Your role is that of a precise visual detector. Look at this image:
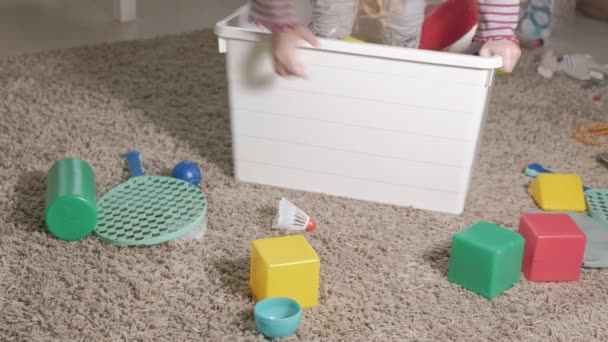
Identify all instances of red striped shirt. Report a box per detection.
[474,0,520,42]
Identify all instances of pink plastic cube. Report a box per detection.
[518,213,586,282]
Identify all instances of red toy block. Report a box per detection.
[518,213,586,282]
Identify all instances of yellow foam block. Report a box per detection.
[250,235,320,308]
[528,173,586,212]
[343,36,365,43]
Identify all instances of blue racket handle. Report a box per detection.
[525,163,553,176]
[125,151,146,177]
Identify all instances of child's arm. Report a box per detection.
[249,0,300,32]
[474,0,520,43]
[474,0,522,72]
[248,0,318,78]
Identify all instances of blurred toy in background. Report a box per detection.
[518,0,576,43]
[537,50,560,79]
[538,50,607,81]
[518,0,552,41]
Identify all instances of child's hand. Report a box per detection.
[271,26,319,78]
[479,39,522,73]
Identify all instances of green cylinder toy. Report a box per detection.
[45,158,97,241]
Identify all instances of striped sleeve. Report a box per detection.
[248,0,300,32]
[474,0,520,43]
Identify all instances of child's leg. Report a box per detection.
[309,0,358,38]
[382,0,426,48]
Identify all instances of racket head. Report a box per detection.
[94,175,207,247]
[586,189,608,225]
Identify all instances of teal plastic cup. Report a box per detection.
[254,297,302,339]
[45,158,97,241]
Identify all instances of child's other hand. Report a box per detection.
[271,26,319,78]
[479,39,522,73]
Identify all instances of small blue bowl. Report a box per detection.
[254,297,302,338]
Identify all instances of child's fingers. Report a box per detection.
[478,45,492,58]
[503,48,521,73]
[275,62,288,77]
[295,26,319,47]
[275,58,305,78]
[291,64,307,78]
[480,46,510,72]
[282,49,307,78]
[500,57,513,73]
[285,61,307,78]
[479,41,521,73]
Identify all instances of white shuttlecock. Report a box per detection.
[272,198,316,232]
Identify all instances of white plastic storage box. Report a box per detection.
[214,5,502,214]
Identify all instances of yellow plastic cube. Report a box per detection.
[528,173,586,212]
[343,36,365,43]
[250,235,320,308]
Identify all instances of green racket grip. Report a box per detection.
[45,158,97,241]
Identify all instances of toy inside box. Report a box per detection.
[214,3,503,214]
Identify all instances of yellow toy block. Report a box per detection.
[343,36,365,43]
[528,173,586,212]
[250,235,320,308]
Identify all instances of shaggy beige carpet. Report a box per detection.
[1,30,608,342]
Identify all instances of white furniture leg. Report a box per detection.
[113,0,136,22]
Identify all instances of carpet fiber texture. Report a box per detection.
[1,30,608,342]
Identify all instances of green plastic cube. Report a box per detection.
[447,221,525,299]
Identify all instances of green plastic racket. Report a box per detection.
[94,151,208,247]
[585,189,608,225]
